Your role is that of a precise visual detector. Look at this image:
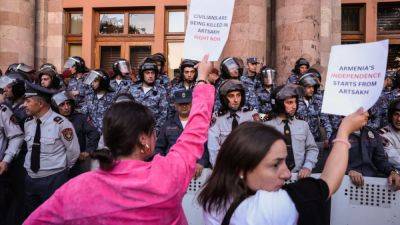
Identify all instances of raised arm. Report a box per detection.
[320,108,368,197]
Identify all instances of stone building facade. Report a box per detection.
[0,0,399,83]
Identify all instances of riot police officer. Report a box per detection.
[287,58,310,84]
[241,57,261,91]
[130,61,168,133]
[151,53,170,90]
[64,56,90,108]
[264,84,319,178]
[379,99,400,169]
[38,67,61,91]
[81,70,115,133]
[111,59,134,95]
[208,79,260,166]
[256,66,276,116]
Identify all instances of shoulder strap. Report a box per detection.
[221,194,249,225]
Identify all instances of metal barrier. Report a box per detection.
[183,171,400,225]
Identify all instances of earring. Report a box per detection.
[239,175,244,179]
[145,144,150,150]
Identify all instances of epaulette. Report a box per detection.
[53,116,64,124]
[295,115,305,121]
[378,127,389,135]
[25,116,34,123]
[242,106,253,112]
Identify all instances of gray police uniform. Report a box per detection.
[0,104,24,164]
[24,109,80,178]
[264,117,319,172]
[379,125,400,169]
[208,108,259,166]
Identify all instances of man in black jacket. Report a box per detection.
[52,91,100,177]
[154,89,210,178]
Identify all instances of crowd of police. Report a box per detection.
[0,53,400,224]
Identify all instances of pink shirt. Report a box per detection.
[24,84,215,225]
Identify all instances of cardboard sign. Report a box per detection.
[183,0,235,61]
[321,40,389,116]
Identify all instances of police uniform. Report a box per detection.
[110,78,133,96]
[67,74,90,107]
[287,73,301,84]
[156,73,170,91]
[345,127,396,177]
[379,125,400,169]
[81,91,115,133]
[241,73,262,92]
[208,108,260,166]
[0,104,24,164]
[130,83,169,133]
[296,94,332,142]
[264,117,319,172]
[168,82,195,118]
[255,86,273,114]
[367,92,387,129]
[214,81,259,113]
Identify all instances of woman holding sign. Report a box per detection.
[23,55,214,225]
[199,109,369,225]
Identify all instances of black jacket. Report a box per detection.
[68,112,100,152]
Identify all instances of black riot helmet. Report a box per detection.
[179,59,198,81]
[6,63,34,82]
[84,69,113,92]
[63,56,88,74]
[220,57,243,80]
[40,63,57,72]
[298,73,320,90]
[388,99,400,127]
[151,53,166,74]
[218,79,246,114]
[139,61,159,83]
[260,66,276,87]
[112,59,132,77]
[292,58,310,75]
[271,84,304,117]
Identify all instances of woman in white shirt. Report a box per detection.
[199,108,368,225]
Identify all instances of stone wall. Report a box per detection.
[0,0,35,72]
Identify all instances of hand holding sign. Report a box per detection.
[184,0,235,61]
[321,40,389,116]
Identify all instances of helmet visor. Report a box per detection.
[17,64,34,73]
[263,69,276,85]
[63,58,79,70]
[118,61,131,75]
[52,91,70,106]
[0,76,16,89]
[84,71,102,85]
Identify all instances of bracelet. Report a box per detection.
[195,80,208,85]
[332,138,351,149]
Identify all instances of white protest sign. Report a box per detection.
[321,40,389,116]
[183,0,235,61]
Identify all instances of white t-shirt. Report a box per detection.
[116,79,122,85]
[96,93,105,99]
[143,86,152,94]
[180,120,188,129]
[203,189,298,225]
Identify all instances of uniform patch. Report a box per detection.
[54,116,64,124]
[252,113,261,121]
[62,128,73,141]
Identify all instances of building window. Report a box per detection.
[378,3,400,33]
[68,44,82,57]
[167,42,184,77]
[99,14,124,34]
[65,11,83,61]
[341,4,365,44]
[168,11,185,33]
[100,46,121,71]
[129,14,154,34]
[388,44,400,70]
[130,46,152,74]
[69,13,83,35]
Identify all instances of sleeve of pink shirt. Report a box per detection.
[151,84,215,194]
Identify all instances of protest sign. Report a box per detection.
[321,40,389,116]
[183,0,235,61]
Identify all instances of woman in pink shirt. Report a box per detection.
[23,56,215,225]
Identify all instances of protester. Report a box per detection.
[23,55,214,225]
[199,108,368,225]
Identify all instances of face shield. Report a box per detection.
[84,70,102,85]
[223,58,240,76]
[63,57,79,70]
[117,61,131,75]
[0,76,16,89]
[52,91,70,106]
[262,69,276,86]
[16,64,34,73]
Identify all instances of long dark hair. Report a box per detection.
[198,122,285,213]
[92,101,155,170]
